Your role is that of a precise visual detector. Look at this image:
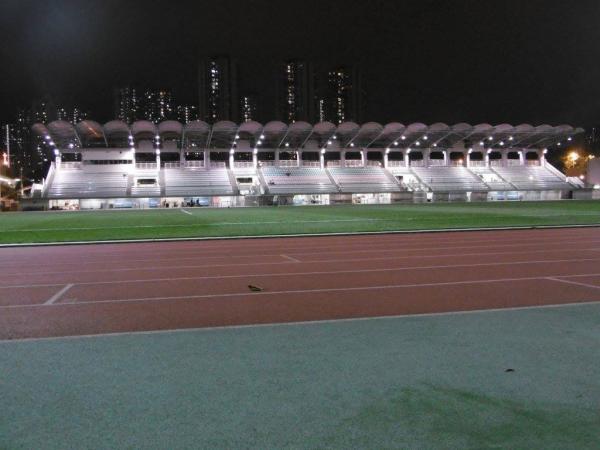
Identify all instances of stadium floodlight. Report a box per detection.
[479,141,484,146]
[53,149,59,156]
[567,137,572,141]
[230,149,235,154]
[350,143,355,147]
[415,141,420,146]
[321,149,326,154]
[487,148,492,154]
[423,136,428,140]
[285,142,290,147]
[407,148,411,153]
[45,135,51,141]
[393,141,398,146]
[509,136,514,141]
[433,143,437,147]
[579,174,585,180]
[260,135,265,140]
[49,141,55,146]
[385,148,390,154]
[488,136,493,141]
[332,135,337,140]
[468,148,473,153]
[557,142,561,146]
[327,140,332,145]
[235,134,240,139]
[155,149,161,155]
[401,135,406,140]
[499,141,504,146]
[253,148,258,154]
[68,143,74,149]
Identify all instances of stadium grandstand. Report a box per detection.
[30,120,587,209]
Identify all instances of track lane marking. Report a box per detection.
[180,209,193,216]
[5,238,600,269]
[43,284,74,305]
[3,300,600,344]
[546,277,600,290]
[5,273,600,309]
[3,247,600,278]
[3,257,600,290]
[280,254,301,263]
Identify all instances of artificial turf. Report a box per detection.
[0,200,600,244]
[1,303,599,449]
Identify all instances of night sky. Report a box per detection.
[1,0,600,127]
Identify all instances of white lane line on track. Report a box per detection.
[3,300,600,344]
[180,209,193,216]
[43,284,74,305]
[5,273,600,309]
[6,238,600,269]
[546,277,600,290]
[3,257,600,290]
[280,254,301,263]
[4,247,600,279]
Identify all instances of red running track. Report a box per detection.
[2,227,600,340]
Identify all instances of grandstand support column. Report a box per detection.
[252,150,258,168]
[320,151,325,169]
[501,150,508,167]
[383,151,389,168]
[204,150,209,168]
[180,149,186,164]
[462,151,468,167]
[443,150,448,166]
[485,151,490,167]
[229,151,234,169]
[404,150,410,168]
[275,150,280,165]
[341,150,346,167]
[519,150,525,165]
[466,150,471,168]
[423,149,430,168]
[297,150,302,167]
[539,149,546,166]
[361,149,366,167]
[155,150,161,168]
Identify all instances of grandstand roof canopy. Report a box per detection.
[33,120,584,151]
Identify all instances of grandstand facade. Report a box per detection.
[31,120,587,209]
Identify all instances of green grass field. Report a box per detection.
[1,200,600,244]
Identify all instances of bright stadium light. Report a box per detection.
[350,143,355,147]
[285,142,290,147]
[260,134,265,140]
[401,135,406,140]
[230,149,235,154]
[327,140,332,145]
[479,141,484,146]
[155,149,160,155]
[509,136,513,141]
[488,136,493,141]
[53,149,59,156]
[568,137,572,141]
[321,149,326,154]
[415,141,420,146]
[568,151,579,163]
[499,141,504,146]
[433,143,437,147]
[423,136,428,140]
[393,141,398,146]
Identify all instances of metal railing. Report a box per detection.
[409,160,425,167]
[526,160,540,166]
[344,160,363,167]
[209,161,226,168]
[135,163,157,170]
[301,161,321,168]
[468,160,486,167]
[278,160,299,167]
[233,161,254,168]
[326,160,341,167]
[258,160,275,166]
[366,160,382,167]
[429,159,446,166]
[60,162,82,169]
[184,161,205,168]
[386,160,406,167]
[507,159,522,166]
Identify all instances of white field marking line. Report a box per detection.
[3,247,600,279]
[6,237,600,269]
[3,224,600,249]
[5,273,600,310]
[3,300,600,344]
[3,257,600,290]
[280,254,301,263]
[546,277,600,290]
[180,209,193,216]
[43,284,74,305]
[2,218,387,233]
